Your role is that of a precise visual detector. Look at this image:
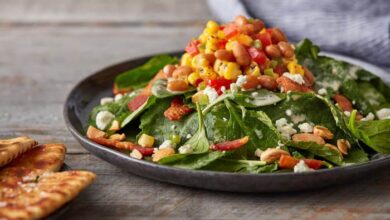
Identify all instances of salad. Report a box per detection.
[86,16,390,174]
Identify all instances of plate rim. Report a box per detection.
[63,51,390,180]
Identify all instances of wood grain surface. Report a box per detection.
[0,1,389,219]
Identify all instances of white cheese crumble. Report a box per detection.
[298,122,313,133]
[251,92,259,97]
[159,140,176,149]
[236,75,247,87]
[376,108,390,120]
[178,144,193,154]
[186,134,192,139]
[317,88,327,95]
[291,114,306,124]
[96,111,115,130]
[275,118,297,140]
[100,97,114,105]
[171,125,176,130]
[254,148,263,158]
[203,86,219,103]
[230,83,239,93]
[220,86,226,93]
[222,117,228,122]
[283,72,305,85]
[361,112,375,121]
[344,111,351,117]
[286,109,293,116]
[114,93,123,102]
[294,160,314,173]
[316,80,341,91]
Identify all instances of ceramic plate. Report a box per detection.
[63,52,390,192]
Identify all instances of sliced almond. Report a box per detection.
[86,126,107,139]
[109,133,126,141]
[337,139,351,155]
[313,125,334,140]
[152,147,175,162]
[292,133,325,145]
[109,120,120,131]
[130,149,143,160]
[260,148,290,163]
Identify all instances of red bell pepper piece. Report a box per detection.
[185,40,200,56]
[248,47,268,65]
[223,24,239,39]
[303,159,323,170]
[132,145,154,156]
[257,32,272,48]
[279,155,323,170]
[210,136,249,151]
[207,77,233,95]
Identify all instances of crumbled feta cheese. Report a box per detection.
[159,140,176,149]
[114,94,123,102]
[283,72,305,85]
[275,118,297,140]
[204,86,219,103]
[171,125,176,130]
[291,114,306,124]
[220,86,226,93]
[254,149,263,158]
[230,83,239,93]
[128,92,136,98]
[298,122,313,133]
[344,111,351,117]
[186,134,192,139]
[361,112,375,121]
[317,88,327,95]
[376,108,390,120]
[236,75,247,87]
[352,100,356,105]
[286,109,292,116]
[178,144,193,154]
[100,97,114,105]
[222,117,228,122]
[96,111,115,130]
[251,92,259,97]
[294,160,314,173]
[277,141,284,147]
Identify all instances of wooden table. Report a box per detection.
[1,1,389,219]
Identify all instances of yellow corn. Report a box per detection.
[188,72,201,85]
[181,53,192,67]
[138,134,155,148]
[287,61,304,75]
[191,54,209,69]
[217,30,225,39]
[244,62,260,76]
[205,20,219,35]
[236,34,253,47]
[199,66,217,80]
[205,35,219,54]
[214,59,242,80]
[199,33,208,43]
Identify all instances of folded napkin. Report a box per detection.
[207,0,390,69]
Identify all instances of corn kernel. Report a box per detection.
[199,33,208,43]
[191,54,209,69]
[205,20,219,35]
[244,62,260,76]
[237,34,253,47]
[138,134,155,148]
[205,35,218,54]
[188,72,201,85]
[287,61,304,75]
[217,30,225,39]
[181,53,192,67]
[214,59,241,80]
[199,66,217,80]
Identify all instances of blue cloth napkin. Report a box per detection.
[207,0,390,68]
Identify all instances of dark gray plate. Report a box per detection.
[63,52,390,192]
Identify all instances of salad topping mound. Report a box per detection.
[86,16,390,174]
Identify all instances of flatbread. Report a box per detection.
[0,137,38,168]
[0,143,66,190]
[0,170,96,220]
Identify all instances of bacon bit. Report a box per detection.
[128,94,149,112]
[86,126,108,139]
[113,83,132,95]
[91,137,154,157]
[164,97,193,121]
[276,76,313,93]
[90,137,118,148]
[210,136,249,151]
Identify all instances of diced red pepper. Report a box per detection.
[279,155,323,170]
[128,94,149,112]
[217,39,228,50]
[223,24,239,39]
[185,40,200,56]
[132,145,154,156]
[303,159,323,170]
[164,97,193,121]
[274,64,287,76]
[248,47,268,65]
[210,136,249,151]
[256,32,272,48]
[207,77,233,95]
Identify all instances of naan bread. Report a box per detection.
[0,137,38,167]
[0,170,96,220]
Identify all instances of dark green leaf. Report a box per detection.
[287,141,343,165]
[230,89,285,108]
[121,95,157,128]
[115,55,178,89]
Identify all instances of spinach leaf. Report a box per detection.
[88,93,137,130]
[343,146,369,164]
[121,95,157,128]
[203,159,278,173]
[348,110,390,154]
[151,79,196,98]
[295,38,320,61]
[115,55,178,89]
[230,89,285,108]
[159,151,226,169]
[287,141,343,165]
[183,102,210,153]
